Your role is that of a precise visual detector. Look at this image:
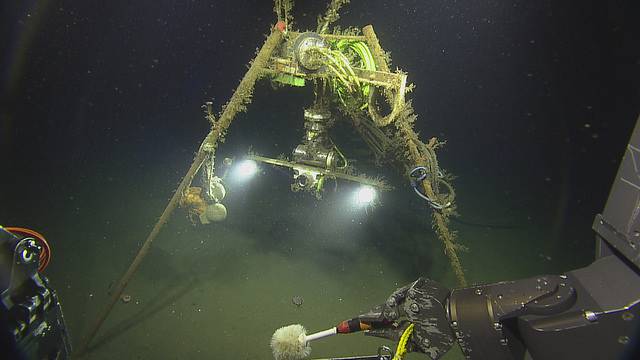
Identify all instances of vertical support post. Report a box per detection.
[398,116,468,287]
[362,25,390,73]
[362,25,406,127]
[364,24,467,286]
[76,29,283,356]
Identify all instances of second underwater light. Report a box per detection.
[232,159,259,181]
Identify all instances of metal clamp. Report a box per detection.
[409,166,449,210]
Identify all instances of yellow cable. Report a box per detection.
[318,48,350,79]
[334,50,360,87]
[392,323,415,360]
[324,62,352,91]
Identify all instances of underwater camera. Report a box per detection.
[0,227,71,359]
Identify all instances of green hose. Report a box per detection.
[329,40,376,108]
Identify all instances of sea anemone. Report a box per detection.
[292,295,303,307]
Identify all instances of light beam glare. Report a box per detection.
[232,159,258,181]
[354,186,377,207]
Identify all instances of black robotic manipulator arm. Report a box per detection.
[359,119,640,360]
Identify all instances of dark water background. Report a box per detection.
[1,0,639,358]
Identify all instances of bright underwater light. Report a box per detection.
[354,186,377,206]
[232,159,258,181]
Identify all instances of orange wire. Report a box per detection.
[4,227,51,272]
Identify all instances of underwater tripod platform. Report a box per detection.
[77,0,467,356]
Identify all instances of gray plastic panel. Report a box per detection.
[594,117,640,269]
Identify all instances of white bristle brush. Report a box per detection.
[271,319,370,360]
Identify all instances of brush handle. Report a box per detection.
[304,327,337,342]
